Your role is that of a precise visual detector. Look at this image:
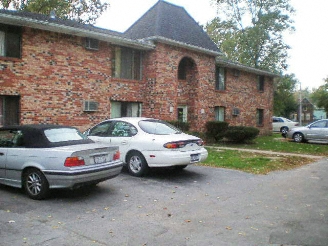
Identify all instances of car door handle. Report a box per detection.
[0,152,4,156]
[121,141,128,145]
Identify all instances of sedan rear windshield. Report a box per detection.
[44,128,86,143]
[139,120,181,135]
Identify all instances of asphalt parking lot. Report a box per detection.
[1,158,328,246]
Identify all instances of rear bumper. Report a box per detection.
[143,148,208,167]
[43,161,123,189]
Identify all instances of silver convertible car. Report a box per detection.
[0,125,123,199]
[286,119,328,143]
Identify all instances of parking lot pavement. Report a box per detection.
[1,159,328,246]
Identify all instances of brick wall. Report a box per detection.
[0,27,274,134]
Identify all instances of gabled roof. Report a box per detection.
[124,0,221,56]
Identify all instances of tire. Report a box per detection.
[23,168,49,200]
[293,132,304,143]
[281,126,288,135]
[126,151,149,177]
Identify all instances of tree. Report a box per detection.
[0,0,109,24]
[311,78,328,113]
[206,0,295,73]
[273,73,298,117]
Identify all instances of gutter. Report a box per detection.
[0,13,155,50]
[144,36,223,57]
[216,58,279,77]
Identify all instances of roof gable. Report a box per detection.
[124,0,220,54]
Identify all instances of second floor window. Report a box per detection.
[258,75,265,92]
[215,67,225,90]
[112,47,142,80]
[0,24,21,59]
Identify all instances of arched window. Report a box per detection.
[178,57,194,80]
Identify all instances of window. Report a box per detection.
[256,109,264,126]
[215,67,225,90]
[0,96,20,126]
[85,38,99,50]
[111,101,142,118]
[214,106,225,121]
[0,24,21,58]
[258,75,265,91]
[112,47,142,80]
[177,106,188,122]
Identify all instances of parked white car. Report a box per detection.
[85,117,208,176]
[272,116,299,135]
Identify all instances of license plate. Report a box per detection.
[94,155,107,164]
[190,154,200,163]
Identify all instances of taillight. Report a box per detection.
[164,141,186,149]
[64,156,85,167]
[113,150,120,160]
[164,139,205,149]
[197,139,205,146]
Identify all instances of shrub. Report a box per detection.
[205,121,229,142]
[224,126,260,143]
[167,121,190,132]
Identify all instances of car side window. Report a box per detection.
[89,122,112,137]
[311,121,326,128]
[110,121,137,137]
[0,130,24,147]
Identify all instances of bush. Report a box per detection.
[205,121,229,142]
[167,121,190,132]
[224,126,260,143]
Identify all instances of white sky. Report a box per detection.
[96,0,328,90]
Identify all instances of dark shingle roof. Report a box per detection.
[0,9,123,37]
[124,0,220,54]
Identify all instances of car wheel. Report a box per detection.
[281,126,288,135]
[293,132,304,143]
[23,168,49,200]
[127,151,149,177]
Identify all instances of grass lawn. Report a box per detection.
[201,134,327,175]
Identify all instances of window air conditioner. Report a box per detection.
[83,101,98,112]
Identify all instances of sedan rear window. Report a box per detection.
[139,120,181,135]
[44,128,86,143]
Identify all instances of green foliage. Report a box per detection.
[205,121,229,142]
[310,78,328,113]
[224,126,260,143]
[0,0,109,24]
[273,73,299,117]
[167,121,190,132]
[206,0,295,73]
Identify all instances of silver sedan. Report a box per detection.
[286,119,328,143]
[0,125,123,199]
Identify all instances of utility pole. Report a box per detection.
[299,83,302,126]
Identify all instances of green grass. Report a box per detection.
[201,148,315,175]
[200,134,327,174]
[212,133,328,156]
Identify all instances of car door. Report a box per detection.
[0,148,7,179]
[87,121,114,144]
[109,121,137,161]
[0,129,12,180]
[306,120,327,141]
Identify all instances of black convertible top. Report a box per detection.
[0,124,93,148]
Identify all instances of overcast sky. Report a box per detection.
[96,0,328,90]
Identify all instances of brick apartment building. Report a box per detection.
[0,1,276,133]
